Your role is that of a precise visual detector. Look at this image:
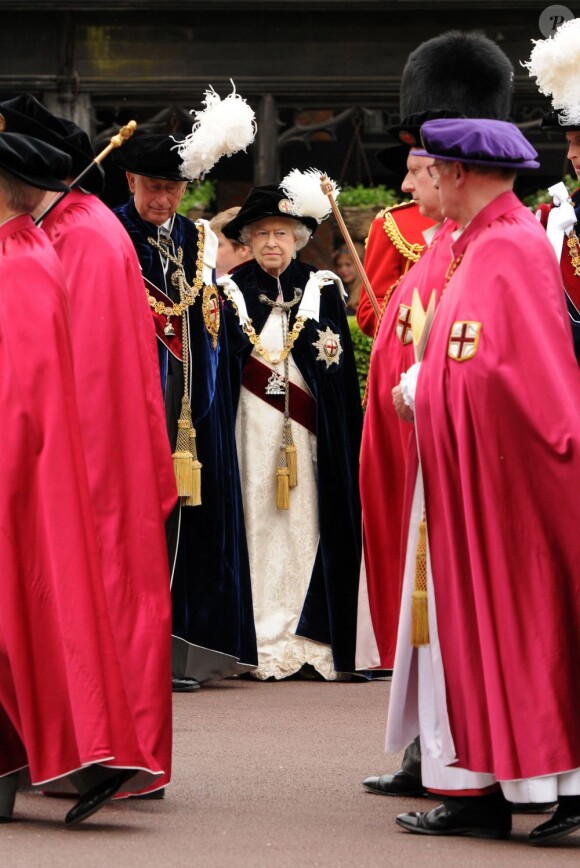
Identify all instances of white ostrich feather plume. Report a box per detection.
[280,168,339,223]
[175,81,256,180]
[523,18,580,125]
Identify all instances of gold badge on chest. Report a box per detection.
[202,284,220,349]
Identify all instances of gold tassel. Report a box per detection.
[183,428,202,507]
[276,445,290,510]
[286,443,298,488]
[411,518,430,647]
[276,467,290,509]
[172,400,194,496]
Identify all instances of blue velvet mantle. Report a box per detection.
[114,199,257,668]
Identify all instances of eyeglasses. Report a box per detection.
[427,164,440,182]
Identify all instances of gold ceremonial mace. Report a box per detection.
[35,120,138,225]
[319,174,381,320]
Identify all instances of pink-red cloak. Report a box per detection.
[358,219,455,668]
[40,191,176,794]
[415,191,580,780]
[0,215,160,790]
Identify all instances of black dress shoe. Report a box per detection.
[65,769,137,827]
[172,676,200,693]
[510,801,558,814]
[396,793,512,840]
[362,770,427,797]
[130,787,165,800]
[529,797,580,845]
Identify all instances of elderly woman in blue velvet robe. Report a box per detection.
[219,181,363,680]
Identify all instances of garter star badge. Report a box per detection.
[278,198,293,214]
[448,321,481,362]
[313,327,342,367]
[202,284,220,349]
[396,303,413,345]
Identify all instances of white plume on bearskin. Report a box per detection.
[280,168,339,223]
[524,18,580,126]
[176,81,256,180]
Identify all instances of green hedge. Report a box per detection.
[348,317,373,399]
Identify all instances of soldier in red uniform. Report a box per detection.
[356,184,433,338]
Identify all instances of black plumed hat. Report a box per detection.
[0,132,71,191]
[400,31,513,121]
[541,110,580,133]
[0,93,104,194]
[111,134,186,181]
[222,184,319,241]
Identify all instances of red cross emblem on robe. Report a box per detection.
[448,321,481,362]
[396,303,413,345]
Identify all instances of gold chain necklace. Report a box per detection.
[146,224,207,323]
[226,293,307,365]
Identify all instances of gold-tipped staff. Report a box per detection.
[319,174,381,320]
[35,120,138,225]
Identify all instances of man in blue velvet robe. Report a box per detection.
[113,135,257,690]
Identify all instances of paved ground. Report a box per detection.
[3,677,580,867]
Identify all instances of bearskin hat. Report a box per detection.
[400,30,513,121]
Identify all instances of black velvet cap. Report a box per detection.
[374,143,409,177]
[387,110,467,148]
[0,93,104,194]
[0,132,71,191]
[541,110,580,133]
[376,110,467,178]
[222,184,318,241]
[111,133,187,181]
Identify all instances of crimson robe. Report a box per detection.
[415,191,580,779]
[359,219,455,668]
[40,191,176,794]
[0,215,160,790]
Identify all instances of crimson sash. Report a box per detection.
[144,276,183,359]
[241,355,317,435]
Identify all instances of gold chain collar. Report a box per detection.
[567,230,580,277]
[226,293,307,366]
[146,224,208,321]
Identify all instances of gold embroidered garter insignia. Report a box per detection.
[312,327,342,368]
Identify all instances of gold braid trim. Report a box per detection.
[383,212,424,264]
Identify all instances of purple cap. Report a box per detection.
[413,118,539,170]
